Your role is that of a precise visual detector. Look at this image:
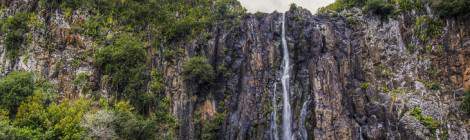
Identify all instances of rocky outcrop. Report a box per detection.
[1,2,469,140]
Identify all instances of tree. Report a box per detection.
[14,90,91,139]
[462,92,470,114]
[113,101,158,140]
[44,98,91,139]
[94,34,148,112]
[0,71,34,115]
[364,0,394,17]
[81,110,117,139]
[1,12,31,60]
[431,0,470,17]
[182,56,215,86]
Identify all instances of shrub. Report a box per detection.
[149,70,164,93]
[14,90,92,139]
[409,107,440,134]
[431,0,470,17]
[94,34,148,111]
[113,101,158,140]
[80,110,117,139]
[0,72,34,114]
[182,56,215,87]
[364,0,395,17]
[320,0,394,17]
[1,13,31,60]
[199,111,226,140]
[462,92,470,114]
[73,72,91,95]
[319,0,361,13]
[360,82,370,89]
[394,0,423,12]
[414,16,444,42]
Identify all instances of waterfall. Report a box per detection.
[359,127,364,140]
[281,13,293,140]
[299,100,309,140]
[271,83,279,140]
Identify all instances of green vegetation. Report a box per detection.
[462,92,470,114]
[41,0,245,43]
[163,48,185,63]
[414,16,444,42]
[73,72,91,95]
[16,94,91,139]
[0,13,31,60]
[319,0,393,17]
[364,0,394,17]
[409,107,440,134]
[394,0,423,12]
[320,0,470,19]
[183,56,215,90]
[360,82,370,89]
[199,111,226,140]
[0,72,34,115]
[0,72,175,139]
[406,44,417,53]
[94,34,148,112]
[319,0,365,13]
[431,0,470,17]
[112,101,159,140]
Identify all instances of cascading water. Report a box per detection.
[359,127,364,140]
[281,13,293,140]
[271,83,279,140]
[299,100,309,140]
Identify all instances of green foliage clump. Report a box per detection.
[149,70,165,94]
[319,0,363,13]
[360,82,370,89]
[43,0,245,44]
[182,56,215,88]
[0,72,34,114]
[112,101,159,140]
[393,0,423,12]
[94,34,148,111]
[318,0,470,18]
[0,108,43,139]
[0,89,175,140]
[13,89,90,139]
[80,109,117,139]
[0,13,31,60]
[200,112,226,140]
[73,72,91,95]
[364,0,395,17]
[163,48,185,62]
[414,16,444,42]
[431,0,470,17]
[462,92,470,114]
[409,107,440,134]
[319,0,395,18]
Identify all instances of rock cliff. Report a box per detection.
[0,1,469,140]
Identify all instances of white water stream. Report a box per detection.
[281,13,293,140]
[271,83,279,140]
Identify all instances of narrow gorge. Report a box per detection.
[0,0,469,140]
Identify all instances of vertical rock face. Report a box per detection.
[1,2,469,140]
[200,8,470,140]
[464,68,470,92]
